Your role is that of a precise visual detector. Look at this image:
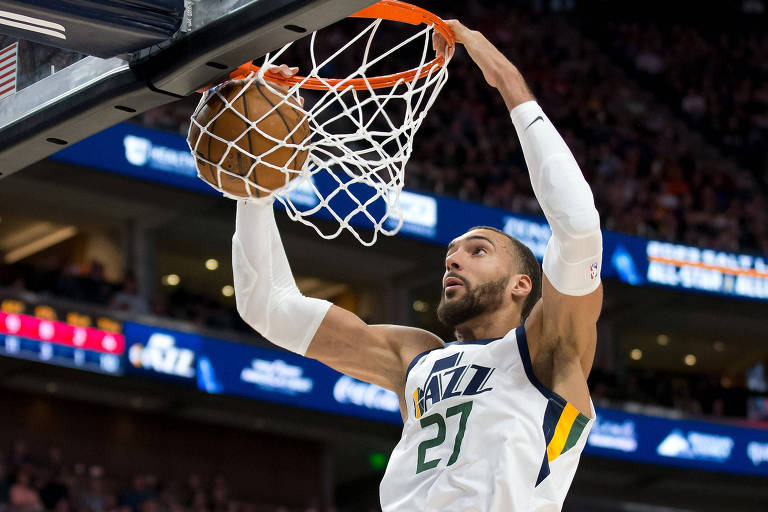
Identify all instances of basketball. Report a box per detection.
[189,80,310,198]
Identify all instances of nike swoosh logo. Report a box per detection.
[525,116,543,131]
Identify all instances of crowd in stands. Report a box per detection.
[0,441,340,512]
[580,5,768,254]
[589,8,768,185]
[130,1,768,255]
[588,367,755,421]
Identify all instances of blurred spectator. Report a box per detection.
[588,367,750,419]
[118,475,154,511]
[0,441,340,512]
[39,471,68,510]
[110,272,149,315]
[0,462,8,505]
[9,470,43,511]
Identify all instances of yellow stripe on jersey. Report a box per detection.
[546,402,580,462]
[413,389,421,419]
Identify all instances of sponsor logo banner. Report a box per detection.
[191,335,402,423]
[502,216,551,260]
[333,375,399,413]
[123,134,196,177]
[115,321,768,474]
[241,358,314,395]
[656,429,734,462]
[747,442,768,467]
[588,416,638,453]
[584,407,768,477]
[123,323,201,381]
[646,241,768,299]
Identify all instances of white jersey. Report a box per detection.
[380,325,593,512]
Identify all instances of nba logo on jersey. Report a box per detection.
[589,262,599,280]
[412,351,495,419]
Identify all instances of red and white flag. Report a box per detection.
[0,42,18,101]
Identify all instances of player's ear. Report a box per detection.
[510,274,532,300]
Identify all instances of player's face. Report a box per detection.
[437,229,513,328]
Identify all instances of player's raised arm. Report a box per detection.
[232,199,441,395]
[441,21,603,367]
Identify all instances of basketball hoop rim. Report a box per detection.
[229,0,455,91]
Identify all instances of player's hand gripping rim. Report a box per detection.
[432,19,517,91]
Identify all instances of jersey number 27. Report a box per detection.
[416,401,473,474]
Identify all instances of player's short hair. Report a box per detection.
[468,226,542,321]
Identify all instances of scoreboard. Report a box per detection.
[0,299,125,375]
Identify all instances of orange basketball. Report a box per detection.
[189,81,310,198]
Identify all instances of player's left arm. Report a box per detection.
[508,89,603,375]
[439,21,603,370]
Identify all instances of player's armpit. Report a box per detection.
[524,278,601,415]
[306,306,443,393]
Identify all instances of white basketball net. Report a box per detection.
[187,13,451,246]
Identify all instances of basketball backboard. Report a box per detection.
[0,0,377,179]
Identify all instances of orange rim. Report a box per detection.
[229,0,454,90]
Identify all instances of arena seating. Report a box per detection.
[0,440,328,512]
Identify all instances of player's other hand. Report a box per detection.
[267,64,299,78]
[432,19,477,61]
[432,21,454,62]
[265,64,305,107]
[434,19,518,92]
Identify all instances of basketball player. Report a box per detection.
[230,19,602,512]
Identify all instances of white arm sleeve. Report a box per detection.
[510,101,602,296]
[232,200,332,354]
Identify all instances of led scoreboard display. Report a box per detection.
[0,300,125,375]
[646,241,768,299]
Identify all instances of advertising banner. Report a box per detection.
[123,322,201,384]
[120,321,402,423]
[119,320,768,477]
[196,337,401,423]
[586,407,768,477]
[52,123,768,302]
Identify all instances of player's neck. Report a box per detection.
[454,309,522,342]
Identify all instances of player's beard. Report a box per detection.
[437,275,510,328]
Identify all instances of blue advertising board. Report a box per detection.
[121,321,402,423]
[586,406,768,477]
[123,322,202,384]
[120,320,768,477]
[197,336,401,423]
[51,123,768,302]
